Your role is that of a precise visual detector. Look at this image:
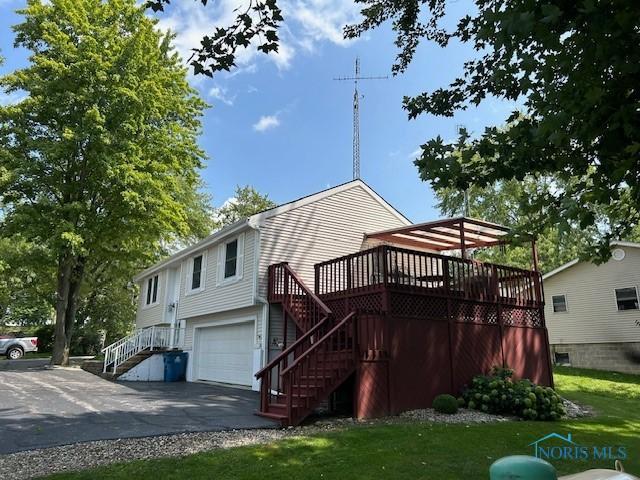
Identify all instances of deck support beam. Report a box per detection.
[459,222,467,259]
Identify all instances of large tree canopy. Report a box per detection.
[0,0,212,364]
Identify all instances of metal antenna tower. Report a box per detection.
[456,124,470,217]
[334,57,387,179]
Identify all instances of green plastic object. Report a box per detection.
[490,456,557,480]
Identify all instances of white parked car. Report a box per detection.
[0,335,38,359]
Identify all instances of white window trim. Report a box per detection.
[142,274,160,309]
[614,285,639,312]
[551,294,568,314]
[217,233,245,286]
[185,251,207,296]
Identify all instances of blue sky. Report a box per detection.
[0,0,516,223]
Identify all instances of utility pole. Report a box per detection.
[334,57,387,180]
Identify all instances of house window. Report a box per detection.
[554,352,570,365]
[552,294,567,313]
[191,255,203,290]
[145,275,159,305]
[615,287,639,311]
[224,239,238,278]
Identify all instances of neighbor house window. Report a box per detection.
[145,275,159,305]
[552,294,567,313]
[615,287,639,311]
[191,254,204,290]
[224,239,238,278]
[554,352,570,365]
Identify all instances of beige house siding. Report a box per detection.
[257,184,410,299]
[135,269,168,328]
[544,246,640,345]
[176,228,257,321]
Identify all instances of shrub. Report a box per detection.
[433,394,459,414]
[460,366,565,421]
[32,325,55,353]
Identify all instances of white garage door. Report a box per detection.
[195,321,254,386]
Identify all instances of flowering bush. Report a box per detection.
[459,366,565,420]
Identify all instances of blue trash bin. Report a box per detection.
[163,351,188,382]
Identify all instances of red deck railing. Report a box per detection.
[268,262,332,332]
[315,245,543,308]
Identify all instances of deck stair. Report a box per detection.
[256,263,357,426]
[82,350,161,380]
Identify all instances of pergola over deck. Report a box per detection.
[365,216,539,272]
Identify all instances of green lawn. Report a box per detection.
[46,367,640,479]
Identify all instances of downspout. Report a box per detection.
[249,218,270,368]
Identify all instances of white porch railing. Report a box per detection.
[102,326,185,374]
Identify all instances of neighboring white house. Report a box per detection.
[543,241,640,374]
[132,180,411,390]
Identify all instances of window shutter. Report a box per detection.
[201,251,208,290]
[236,233,245,280]
[216,244,224,286]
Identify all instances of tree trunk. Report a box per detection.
[51,252,85,366]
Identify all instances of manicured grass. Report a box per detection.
[46,367,640,479]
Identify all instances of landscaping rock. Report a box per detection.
[562,398,592,418]
[400,408,511,424]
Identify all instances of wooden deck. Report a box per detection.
[315,245,544,326]
[257,245,552,426]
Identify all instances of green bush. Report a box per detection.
[32,324,55,352]
[433,394,459,414]
[460,366,565,421]
[70,326,103,356]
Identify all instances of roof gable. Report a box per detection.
[248,179,411,226]
[542,241,640,281]
[134,180,411,281]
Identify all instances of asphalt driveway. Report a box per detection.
[0,359,276,454]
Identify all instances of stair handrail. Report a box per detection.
[281,311,357,376]
[269,262,332,315]
[101,329,140,354]
[255,316,329,379]
[102,326,185,374]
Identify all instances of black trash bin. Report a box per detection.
[163,351,188,382]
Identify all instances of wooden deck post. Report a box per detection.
[459,221,467,259]
[531,238,539,272]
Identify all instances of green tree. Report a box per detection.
[0,237,54,326]
[344,1,640,257]
[0,0,211,365]
[216,185,276,226]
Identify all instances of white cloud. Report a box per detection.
[284,0,361,47]
[253,114,280,132]
[156,0,296,74]
[208,84,236,106]
[408,148,422,159]
[155,0,362,77]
